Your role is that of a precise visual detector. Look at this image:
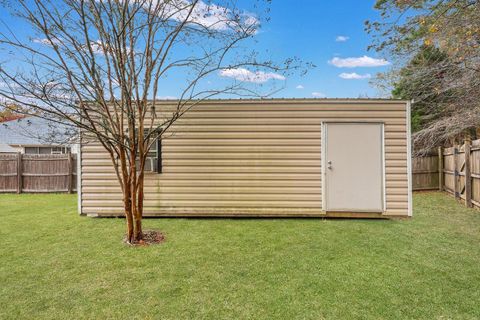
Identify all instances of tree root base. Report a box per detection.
[123,230,165,246]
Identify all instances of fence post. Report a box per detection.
[67,152,73,194]
[464,138,472,207]
[438,146,444,191]
[16,152,22,194]
[454,145,460,200]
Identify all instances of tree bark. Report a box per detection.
[135,173,145,242]
[124,167,145,243]
[124,187,143,243]
[124,197,134,243]
[134,218,143,242]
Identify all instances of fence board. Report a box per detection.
[465,140,472,207]
[444,148,456,193]
[414,138,480,210]
[0,154,17,191]
[412,152,439,191]
[0,154,77,193]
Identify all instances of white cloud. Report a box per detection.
[311,92,326,98]
[33,37,135,57]
[329,56,390,68]
[0,82,18,89]
[31,1,260,51]
[219,68,286,83]
[156,96,177,100]
[32,38,61,46]
[335,36,349,42]
[89,40,107,55]
[296,85,304,89]
[166,1,259,33]
[88,40,135,56]
[339,72,372,80]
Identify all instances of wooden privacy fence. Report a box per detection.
[412,151,440,191]
[0,153,77,193]
[413,138,480,208]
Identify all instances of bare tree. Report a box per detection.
[0,0,303,243]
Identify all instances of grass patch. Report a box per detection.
[1,192,480,319]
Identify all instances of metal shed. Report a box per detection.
[78,99,412,218]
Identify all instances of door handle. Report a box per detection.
[327,160,333,170]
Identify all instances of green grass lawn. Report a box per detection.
[1,192,480,319]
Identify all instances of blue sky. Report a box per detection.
[0,1,391,99]
[157,0,390,99]
[254,0,388,98]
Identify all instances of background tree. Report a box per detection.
[0,0,304,243]
[366,0,480,152]
[390,45,454,133]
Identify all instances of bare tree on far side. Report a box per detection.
[0,0,307,243]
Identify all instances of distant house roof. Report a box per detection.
[0,114,26,123]
[0,143,17,153]
[0,116,76,147]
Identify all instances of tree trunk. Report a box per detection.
[125,201,134,243]
[134,218,143,242]
[135,172,145,242]
[124,202,143,243]
[119,135,146,244]
[123,175,137,244]
[126,176,144,243]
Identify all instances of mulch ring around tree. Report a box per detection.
[123,230,165,246]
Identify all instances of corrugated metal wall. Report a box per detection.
[80,99,410,217]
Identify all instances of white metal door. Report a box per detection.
[323,123,384,212]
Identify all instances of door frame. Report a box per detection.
[321,121,386,213]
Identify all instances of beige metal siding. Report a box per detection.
[80,99,409,217]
